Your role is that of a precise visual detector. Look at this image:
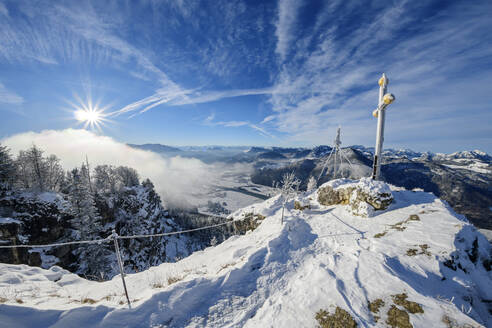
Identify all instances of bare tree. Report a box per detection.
[0,143,15,189]
[280,172,300,224]
[15,150,32,189]
[116,166,139,187]
[14,145,48,191]
[14,145,64,192]
[28,145,46,192]
[45,154,64,191]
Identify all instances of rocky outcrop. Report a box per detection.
[0,185,210,279]
[233,212,266,234]
[317,178,393,217]
[0,191,75,268]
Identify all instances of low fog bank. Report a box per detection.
[1,129,250,209]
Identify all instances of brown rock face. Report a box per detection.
[233,212,266,234]
[318,186,353,206]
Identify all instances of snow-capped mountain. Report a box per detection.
[127,143,492,230]
[248,146,492,230]
[0,179,491,327]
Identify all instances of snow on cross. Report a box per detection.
[371,73,396,180]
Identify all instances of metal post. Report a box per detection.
[334,127,341,178]
[372,73,388,180]
[112,230,131,309]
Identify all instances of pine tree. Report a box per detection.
[69,164,109,278]
[70,166,101,239]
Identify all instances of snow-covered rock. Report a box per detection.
[0,181,491,327]
[317,178,393,217]
[0,191,73,268]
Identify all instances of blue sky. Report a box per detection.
[0,0,491,153]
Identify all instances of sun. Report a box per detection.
[75,108,101,124]
[69,96,112,131]
[74,105,106,130]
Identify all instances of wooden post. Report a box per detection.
[112,230,131,309]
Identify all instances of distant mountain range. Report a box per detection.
[129,143,491,163]
[128,143,492,229]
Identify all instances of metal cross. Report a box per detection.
[371,73,395,180]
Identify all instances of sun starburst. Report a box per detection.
[75,107,102,124]
[69,96,112,132]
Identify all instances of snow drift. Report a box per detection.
[0,179,491,327]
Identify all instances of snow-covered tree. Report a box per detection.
[113,177,175,272]
[57,169,73,195]
[94,165,138,193]
[69,164,109,277]
[116,166,139,188]
[280,172,300,224]
[94,165,117,193]
[307,176,317,192]
[70,165,101,239]
[44,154,64,191]
[13,145,64,192]
[27,144,46,191]
[0,143,15,189]
[15,150,33,189]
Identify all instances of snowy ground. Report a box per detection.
[0,181,491,327]
[443,162,491,174]
[479,229,492,244]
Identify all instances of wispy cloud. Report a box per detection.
[110,87,275,117]
[265,0,492,150]
[275,0,303,61]
[203,113,276,139]
[0,83,24,105]
[51,3,183,93]
[0,1,184,96]
[0,2,8,16]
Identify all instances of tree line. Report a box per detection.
[0,143,158,277]
[0,144,141,193]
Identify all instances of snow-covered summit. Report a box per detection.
[0,180,491,327]
[320,177,393,196]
